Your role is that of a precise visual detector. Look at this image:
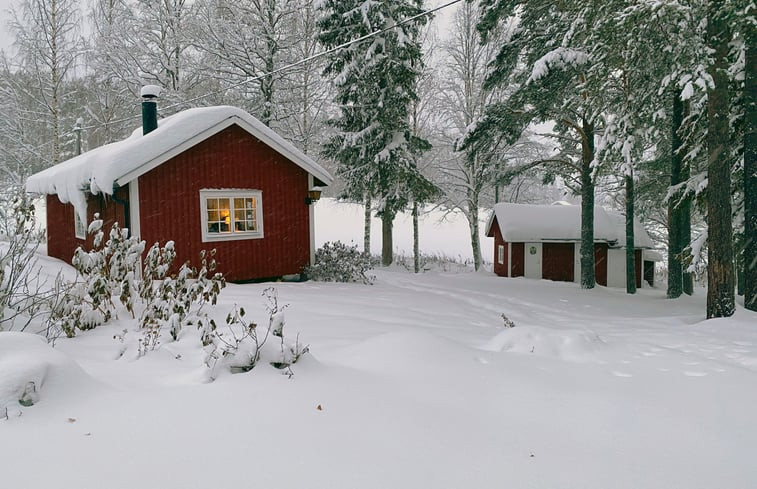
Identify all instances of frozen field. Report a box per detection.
[1,200,756,489]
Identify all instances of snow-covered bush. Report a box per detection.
[0,190,57,331]
[46,218,225,348]
[204,287,309,379]
[305,241,374,284]
[48,217,145,337]
[139,244,225,354]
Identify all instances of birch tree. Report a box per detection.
[195,0,299,126]
[9,0,80,166]
[435,2,503,271]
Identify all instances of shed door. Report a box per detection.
[543,243,575,282]
[524,242,542,279]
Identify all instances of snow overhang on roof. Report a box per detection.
[25,106,333,217]
[485,203,654,249]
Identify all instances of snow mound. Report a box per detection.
[482,325,607,363]
[333,330,475,373]
[0,332,94,418]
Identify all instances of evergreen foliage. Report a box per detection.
[317,0,434,266]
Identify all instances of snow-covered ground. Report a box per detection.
[2,200,756,489]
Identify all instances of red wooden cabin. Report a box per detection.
[26,97,332,282]
[486,203,660,288]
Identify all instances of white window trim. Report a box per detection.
[74,209,86,240]
[199,189,264,243]
[497,245,505,265]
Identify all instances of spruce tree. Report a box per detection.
[318,0,432,266]
[473,0,604,288]
[744,12,756,311]
[706,5,735,318]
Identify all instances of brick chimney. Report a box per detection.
[140,85,162,135]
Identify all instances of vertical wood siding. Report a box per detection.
[137,124,310,282]
[47,182,134,265]
[594,243,608,286]
[490,220,509,277]
[510,243,525,277]
[543,243,575,282]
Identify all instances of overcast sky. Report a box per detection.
[0,0,455,55]
[0,0,15,51]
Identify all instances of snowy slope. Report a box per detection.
[2,200,756,489]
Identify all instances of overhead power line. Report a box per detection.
[81,0,463,132]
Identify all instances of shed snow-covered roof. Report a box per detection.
[26,106,333,215]
[486,203,654,248]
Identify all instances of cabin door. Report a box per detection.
[524,242,542,279]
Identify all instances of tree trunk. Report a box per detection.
[413,202,420,273]
[580,117,596,289]
[626,173,636,294]
[668,91,684,298]
[363,196,371,254]
[681,136,694,296]
[381,211,393,266]
[50,0,60,164]
[706,8,735,318]
[468,190,482,271]
[745,25,757,311]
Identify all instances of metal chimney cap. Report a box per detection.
[140,85,162,99]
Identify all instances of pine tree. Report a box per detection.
[743,7,756,311]
[473,0,604,288]
[318,0,432,266]
[706,5,735,318]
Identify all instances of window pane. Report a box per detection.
[203,193,261,238]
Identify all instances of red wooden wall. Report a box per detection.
[45,187,129,264]
[490,220,508,277]
[45,124,311,282]
[137,124,310,282]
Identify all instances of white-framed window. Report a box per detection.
[498,245,505,265]
[74,209,86,240]
[200,189,264,242]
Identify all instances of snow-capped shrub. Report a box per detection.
[0,190,55,332]
[305,241,374,284]
[204,287,308,379]
[139,245,225,354]
[47,218,225,348]
[48,217,145,338]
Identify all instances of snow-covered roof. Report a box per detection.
[486,203,654,248]
[26,106,333,217]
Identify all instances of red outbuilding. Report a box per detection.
[26,91,333,282]
[485,203,661,288]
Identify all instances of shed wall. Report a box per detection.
[490,220,508,277]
